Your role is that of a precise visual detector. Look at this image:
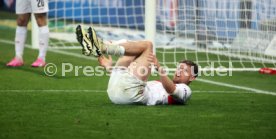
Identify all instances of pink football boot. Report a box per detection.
[31,58,46,67]
[6,57,24,67]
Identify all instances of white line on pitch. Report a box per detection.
[196,78,276,96]
[0,39,96,61]
[1,39,276,96]
[48,49,97,60]
[0,90,106,93]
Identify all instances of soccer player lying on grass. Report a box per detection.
[76,25,198,105]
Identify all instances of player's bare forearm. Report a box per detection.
[150,54,176,94]
[158,67,176,94]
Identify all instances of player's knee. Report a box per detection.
[17,16,29,26]
[144,41,153,51]
[35,14,47,27]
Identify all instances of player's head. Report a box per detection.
[173,60,198,85]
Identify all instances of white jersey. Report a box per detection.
[16,0,49,14]
[144,81,192,106]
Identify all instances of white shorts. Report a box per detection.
[107,68,147,104]
[16,0,49,14]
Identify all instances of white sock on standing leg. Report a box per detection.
[38,26,49,61]
[15,26,27,60]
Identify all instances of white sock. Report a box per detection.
[15,26,27,59]
[38,26,49,61]
[105,45,125,56]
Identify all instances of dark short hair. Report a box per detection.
[179,60,198,77]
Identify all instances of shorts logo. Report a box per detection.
[37,0,44,7]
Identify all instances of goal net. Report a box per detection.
[46,0,276,71]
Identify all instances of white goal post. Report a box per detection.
[41,0,276,71]
[145,0,156,54]
[31,14,39,49]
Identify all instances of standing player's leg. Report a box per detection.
[15,14,30,60]
[31,13,49,67]
[31,0,49,67]
[6,0,31,67]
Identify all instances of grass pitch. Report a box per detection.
[0,11,276,139]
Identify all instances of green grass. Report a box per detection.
[0,11,276,139]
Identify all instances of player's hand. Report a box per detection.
[147,53,160,70]
[98,55,113,69]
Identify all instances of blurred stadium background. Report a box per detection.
[0,0,276,139]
